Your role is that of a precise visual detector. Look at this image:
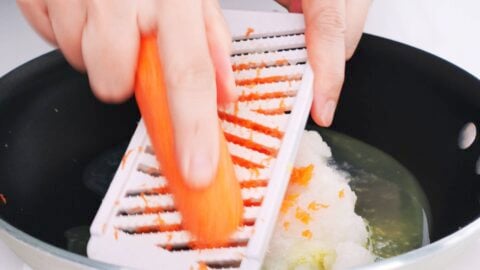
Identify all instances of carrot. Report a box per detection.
[245,27,255,38]
[135,36,243,246]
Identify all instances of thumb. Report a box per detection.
[303,0,346,127]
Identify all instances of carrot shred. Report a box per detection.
[121,149,134,169]
[280,193,299,214]
[224,132,278,156]
[295,207,312,225]
[283,221,290,231]
[235,75,301,86]
[233,101,239,116]
[231,155,265,169]
[231,61,267,71]
[243,198,263,207]
[198,262,209,270]
[218,111,284,138]
[307,201,329,211]
[135,36,243,246]
[253,107,291,115]
[338,189,345,199]
[290,164,314,186]
[238,91,296,102]
[301,229,313,240]
[245,27,255,38]
[249,167,260,178]
[240,179,268,188]
[275,59,289,66]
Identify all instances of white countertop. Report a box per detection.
[1,0,479,269]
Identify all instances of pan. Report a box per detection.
[0,34,479,269]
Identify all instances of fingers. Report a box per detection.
[156,0,219,188]
[345,0,372,59]
[46,0,86,70]
[82,0,139,103]
[303,0,346,127]
[16,0,57,45]
[203,0,236,104]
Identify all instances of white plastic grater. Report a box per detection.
[87,9,313,270]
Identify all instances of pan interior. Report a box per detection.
[63,127,431,260]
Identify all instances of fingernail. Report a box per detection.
[183,147,217,188]
[321,99,337,127]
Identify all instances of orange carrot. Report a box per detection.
[301,229,313,240]
[135,36,243,246]
[245,27,255,38]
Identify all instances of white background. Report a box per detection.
[1,0,479,269]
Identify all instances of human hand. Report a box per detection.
[17,0,236,187]
[277,0,372,126]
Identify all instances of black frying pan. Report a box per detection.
[0,34,479,256]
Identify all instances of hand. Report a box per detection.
[277,0,372,126]
[17,0,236,187]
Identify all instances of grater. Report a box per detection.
[87,9,313,270]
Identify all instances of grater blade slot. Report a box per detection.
[235,80,301,98]
[231,48,307,72]
[137,163,162,177]
[232,34,305,55]
[201,260,243,269]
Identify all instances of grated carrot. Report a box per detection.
[307,201,321,211]
[114,229,119,240]
[275,59,289,66]
[280,193,299,214]
[249,167,260,178]
[235,75,301,86]
[308,201,329,211]
[238,91,296,102]
[295,207,312,225]
[120,149,134,169]
[338,189,345,199]
[231,155,264,169]
[218,111,284,139]
[256,67,262,77]
[232,61,267,71]
[254,107,291,115]
[240,179,268,189]
[165,233,173,251]
[301,229,313,240]
[198,262,209,270]
[223,132,277,156]
[283,221,290,231]
[233,101,239,116]
[245,27,255,38]
[290,164,314,186]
